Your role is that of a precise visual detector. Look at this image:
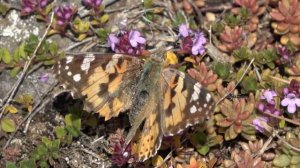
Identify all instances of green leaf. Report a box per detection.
[43,60,55,65]
[36,144,48,156]
[55,127,67,139]
[42,137,52,148]
[233,47,250,61]
[273,154,291,167]
[66,134,73,144]
[241,76,258,93]
[100,14,109,23]
[5,161,17,168]
[96,28,109,43]
[65,109,82,131]
[19,159,36,168]
[0,2,10,16]
[279,119,286,128]
[24,34,39,54]
[211,23,224,35]
[73,18,90,33]
[212,62,230,79]
[4,105,18,114]
[30,150,40,160]
[51,139,60,150]
[0,47,12,64]
[65,114,73,126]
[1,118,16,132]
[291,155,300,164]
[39,161,49,168]
[144,12,154,21]
[224,13,242,27]
[9,67,21,77]
[197,145,210,155]
[66,125,80,137]
[13,43,26,62]
[48,43,58,55]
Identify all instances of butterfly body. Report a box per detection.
[54,53,214,161]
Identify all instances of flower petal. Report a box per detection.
[287,104,296,113]
[191,46,199,55]
[295,98,300,107]
[281,98,289,106]
[179,24,189,37]
[108,34,119,50]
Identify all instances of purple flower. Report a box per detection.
[257,103,281,115]
[277,46,292,63]
[109,133,134,167]
[108,34,119,51]
[191,32,206,55]
[252,117,268,133]
[179,24,189,37]
[178,24,206,56]
[39,73,49,83]
[82,0,102,14]
[21,0,49,15]
[54,5,76,31]
[260,89,277,104]
[281,93,300,113]
[128,30,146,47]
[83,0,102,7]
[107,30,146,56]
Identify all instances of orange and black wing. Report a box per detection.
[54,53,143,120]
[161,68,214,136]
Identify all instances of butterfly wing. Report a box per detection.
[132,91,163,162]
[161,68,214,136]
[119,60,164,161]
[54,53,143,120]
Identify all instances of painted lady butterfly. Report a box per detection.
[54,52,214,161]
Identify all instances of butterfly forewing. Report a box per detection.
[54,53,143,120]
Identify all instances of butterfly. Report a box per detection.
[54,52,214,161]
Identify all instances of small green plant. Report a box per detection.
[224,13,242,27]
[0,34,59,77]
[6,137,60,168]
[55,107,82,145]
[212,62,231,79]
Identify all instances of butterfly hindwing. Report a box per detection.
[161,68,214,136]
[54,53,143,120]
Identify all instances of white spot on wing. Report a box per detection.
[65,65,69,70]
[191,90,199,101]
[73,74,81,82]
[190,83,202,102]
[105,54,122,72]
[66,56,74,64]
[190,105,197,114]
[81,53,95,73]
[206,93,211,102]
[67,71,72,76]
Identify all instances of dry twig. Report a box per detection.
[0,11,55,120]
